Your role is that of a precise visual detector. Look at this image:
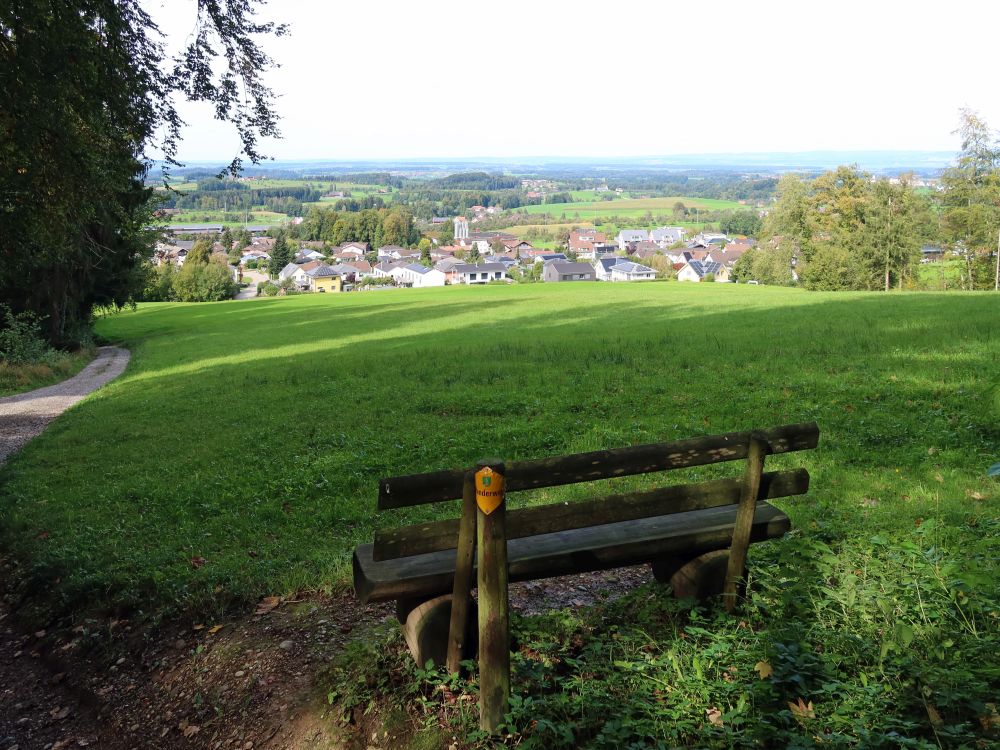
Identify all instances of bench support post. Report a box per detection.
[446,471,477,673]
[724,433,767,612]
[476,461,509,733]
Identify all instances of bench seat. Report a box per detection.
[354,500,789,603]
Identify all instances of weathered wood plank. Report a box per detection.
[724,435,767,612]
[353,502,790,604]
[475,462,509,732]
[445,471,476,674]
[377,422,818,509]
[373,469,808,561]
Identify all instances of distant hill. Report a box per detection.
[149,151,954,181]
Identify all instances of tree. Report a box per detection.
[939,109,1000,290]
[730,250,756,283]
[862,178,924,291]
[0,2,285,345]
[437,219,454,245]
[761,174,813,258]
[720,210,762,237]
[185,237,214,265]
[419,239,432,267]
[173,257,237,301]
[269,231,292,278]
[142,262,177,301]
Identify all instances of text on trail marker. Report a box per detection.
[475,466,505,515]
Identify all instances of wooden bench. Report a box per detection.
[354,423,818,669]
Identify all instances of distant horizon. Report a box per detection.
[161,150,957,175]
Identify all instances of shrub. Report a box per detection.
[141,262,177,301]
[172,260,237,302]
[0,304,52,364]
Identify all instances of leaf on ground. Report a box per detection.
[754,660,773,679]
[192,624,204,631]
[788,697,815,720]
[934,473,944,483]
[182,724,201,737]
[705,707,723,726]
[966,489,986,501]
[190,556,206,569]
[926,703,943,727]
[255,595,281,615]
[860,497,878,508]
[207,624,223,635]
[980,703,1000,733]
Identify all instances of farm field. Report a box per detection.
[500,222,595,247]
[164,209,290,227]
[1,284,996,745]
[522,196,752,219]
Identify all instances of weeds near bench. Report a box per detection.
[322,517,998,748]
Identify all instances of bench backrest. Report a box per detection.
[372,422,818,562]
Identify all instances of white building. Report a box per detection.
[616,229,649,250]
[610,260,656,281]
[650,227,687,247]
[391,263,447,288]
[452,262,507,284]
[454,216,469,240]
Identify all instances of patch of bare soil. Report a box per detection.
[1,565,652,750]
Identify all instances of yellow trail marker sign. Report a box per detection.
[475,466,505,515]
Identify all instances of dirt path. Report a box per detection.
[0,346,130,466]
[1,348,130,748]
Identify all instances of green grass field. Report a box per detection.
[1,284,997,746]
[522,196,750,219]
[164,209,289,227]
[1,284,995,619]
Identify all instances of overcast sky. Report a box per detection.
[148,0,1000,162]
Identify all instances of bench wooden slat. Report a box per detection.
[354,501,790,603]
[377,422,818,509]
[373,468,808,561]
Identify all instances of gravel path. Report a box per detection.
[0,346,130,465]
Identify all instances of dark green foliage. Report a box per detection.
[141,262,177,302]
[296,206,418,248]
[0,1,284,345]
[141,258,234,301]
[0,304,53,364]
[720,210,763,237]
[172,260,236,302]
[428,172,520,191]
[269,231,292,277]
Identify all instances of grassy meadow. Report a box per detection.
[521,196,750,219]
[0,284,997,745]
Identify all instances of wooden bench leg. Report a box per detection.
[395,596,427,624]
[670,550,730,600]
[650,554,696,584]
[724,434,767,612]
[402,594,478,668]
